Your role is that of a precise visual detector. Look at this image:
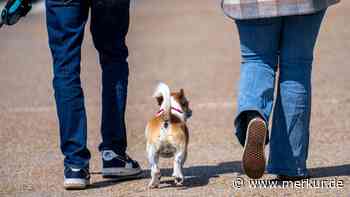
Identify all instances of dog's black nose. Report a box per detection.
[186,110,192,118]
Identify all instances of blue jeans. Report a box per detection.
[234,11,326,176]
[46,0,130,169]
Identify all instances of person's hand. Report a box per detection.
[0,0,32,28]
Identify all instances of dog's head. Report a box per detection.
[156,88,192,121]
[172,89,192,120]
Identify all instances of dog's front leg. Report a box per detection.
[147,144,161,189]
[172,149,186,185]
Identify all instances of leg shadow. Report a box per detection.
[86,171,147,189]
[149,161,242,189]
[309,164,350,178]
[266,164,350,187]
[87,161,242,190]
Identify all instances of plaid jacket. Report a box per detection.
[222,0,340,20]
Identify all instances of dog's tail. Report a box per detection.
[153,82,171,119]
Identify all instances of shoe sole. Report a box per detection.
[64,178,90,190]
[102,167,143,180]
[242,118,267,179]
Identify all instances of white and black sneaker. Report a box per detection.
[101,150,142,179]
[64,167,90,190]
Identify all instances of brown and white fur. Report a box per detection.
[145,82,192,189]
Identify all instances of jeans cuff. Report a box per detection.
[64,163,89,170]
[267,167,309,177]
[234,107,270,147]
[98,145,126,156]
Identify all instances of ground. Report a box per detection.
[0,0,349,196]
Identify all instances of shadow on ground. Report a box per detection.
[266,164,350,187]
[88,161,242,190]
[87,163,350,190]
[88,162,350,190]
[309,164,350,178]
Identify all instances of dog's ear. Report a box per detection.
[156,96,163,106]
[180,89,185,97]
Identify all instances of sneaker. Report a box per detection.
[242,117,267,179]
[64,167,90,190]
[101,150,142,179]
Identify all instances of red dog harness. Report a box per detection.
[156,107,183,117]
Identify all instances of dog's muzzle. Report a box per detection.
[185,110,192,119]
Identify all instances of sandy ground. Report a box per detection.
[0,0,349,196]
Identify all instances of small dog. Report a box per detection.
[145,82,192,188]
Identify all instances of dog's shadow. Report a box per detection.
[155,161,243,190]
[87,162,350,190]
[309,164,350,178]
[88,161,242,190]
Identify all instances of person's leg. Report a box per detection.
[234,18,282,179]
[234,18,282,146]
[46,0,90,169]
[267,10,326,177]
[90,0,141,178]
[90,0,130,155]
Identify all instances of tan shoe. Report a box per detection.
[242,117,267,179]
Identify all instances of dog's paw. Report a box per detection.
[172,171,184,185]
[148,177,161,189]
[148,173,161,189]
[174,176,184,185]
[148,181,160,189]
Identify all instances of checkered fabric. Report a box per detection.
[222,0,340,20]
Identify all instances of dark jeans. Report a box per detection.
[46,0,130,169]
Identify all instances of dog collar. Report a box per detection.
[171,107,183,114]
[156,107,183,116]
[156,109,165,116]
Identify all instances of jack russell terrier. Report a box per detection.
[145,82,192,188]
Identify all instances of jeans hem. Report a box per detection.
[64,163,89,170]
[267,167,309,176]
[98,145,126,155]
[234,107,269,146]
[235,107,268,124]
